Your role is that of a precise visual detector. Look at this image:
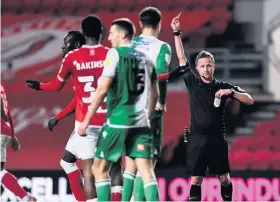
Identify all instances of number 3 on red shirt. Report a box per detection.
[78,76,107,113]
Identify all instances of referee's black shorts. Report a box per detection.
[186,134,230,176]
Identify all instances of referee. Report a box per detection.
[170,14,254,201]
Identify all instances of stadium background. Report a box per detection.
[1,0,280,201]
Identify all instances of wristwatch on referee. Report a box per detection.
[173,29,182,36]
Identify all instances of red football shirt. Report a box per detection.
[56,44,108,126]
[1,84,14,137]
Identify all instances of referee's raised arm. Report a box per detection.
[171,12,188,66]
[164,13,195,82]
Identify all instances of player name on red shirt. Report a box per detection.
[74,60,104,70]
[58,44,108,127]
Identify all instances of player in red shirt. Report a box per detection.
[26,16,122,201]
[0,84,37,202]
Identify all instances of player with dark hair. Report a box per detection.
[78,18,159,201]
[115,7,172,201]
[0,84,37,202]
[171,14,254,201]
[26,16,122,202]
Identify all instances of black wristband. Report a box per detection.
[173,30,182,36]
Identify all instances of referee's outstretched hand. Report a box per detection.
[171,12,181,31]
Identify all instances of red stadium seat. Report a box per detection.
[171,0,193,10]
[229,149,253,170]
[3,0,22,11]
[115,0,134,11]
[76,0,98,10]
[250,150,274,170]
[211,7,231,19]
[75,8,94,16]
[192,0,212,9]
[151,0,172,9]
[160,11,212,32]
[98,0,116,11]
[256,136,280,151]
[40,0,59,12]
[254,120,280,137]
[58,0,77,14]
[213,0,232,8]
[22,0,41,11]
[270,152,280,169]
[229,136,254,152]
[135,0,153,11]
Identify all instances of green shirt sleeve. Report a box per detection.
[156,42,171,105]
[156,43,172,75]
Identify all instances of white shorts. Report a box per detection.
[1,135,11,162]
[65,122,101,160]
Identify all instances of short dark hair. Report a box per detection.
[67,30,86,46]
[195,50,215,65]
[112,18,135,40]
[139,7,161,29]
[81,15,103,41]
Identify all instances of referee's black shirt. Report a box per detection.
[182,63,246,136]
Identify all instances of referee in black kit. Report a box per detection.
[169,13,255,201]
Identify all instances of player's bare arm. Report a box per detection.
[172,12,188,65]
[157,13,189,82]
[48,97,76,132]
[78,76,113,135]
[231,90,254,105]
[215,88,254,105]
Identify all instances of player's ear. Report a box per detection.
[121,31,126,40]
[75,42,80,48]
[139,21,143,29]
[157,21,161,30]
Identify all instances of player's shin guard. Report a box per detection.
[111,185,122,201]
[144,179,159,201]
[0,170,28,199]
[189,185,201,201]
[122,171,135,201]
[60,160,86,201]
[133,172,145,201]
[221,182,233,201]
[95,179,111,201]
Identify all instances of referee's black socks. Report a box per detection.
[221,182,233,201]
[188,184,201,201]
